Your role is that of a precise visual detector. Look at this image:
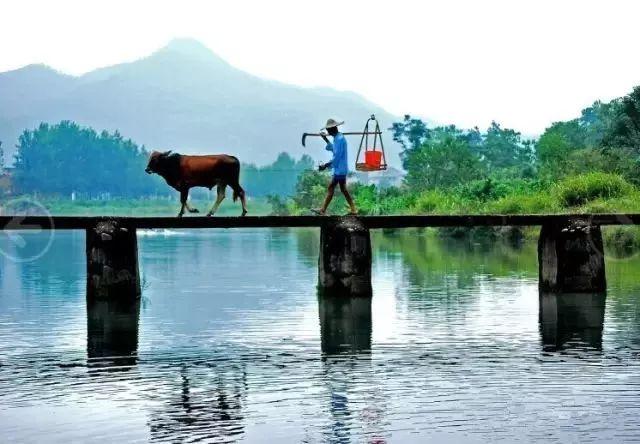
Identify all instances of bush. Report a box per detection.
[487,192,557,214]
[603,226,640,256]
[556,172,633,207]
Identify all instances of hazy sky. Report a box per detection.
[2,0,640,135]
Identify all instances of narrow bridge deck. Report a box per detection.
[1,214,640,230]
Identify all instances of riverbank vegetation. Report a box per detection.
[268,85,640,248]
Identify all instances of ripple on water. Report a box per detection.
[1,229,640,442]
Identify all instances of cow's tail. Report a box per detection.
[233,186,245,202]
[230,157,244,202]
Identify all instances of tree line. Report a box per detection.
[3,121,314,198]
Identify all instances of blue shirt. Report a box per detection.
[325,132,348,176]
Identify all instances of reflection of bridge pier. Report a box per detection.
[148,363,247,442]
[318,294,386,442]
[539,292,606,351]
[318,295,372,355]
[86,298,140,369]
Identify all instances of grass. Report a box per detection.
[3,196,272,217]
[555,172,633,207]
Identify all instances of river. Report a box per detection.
[1,228,639,443]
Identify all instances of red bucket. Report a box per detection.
[365,150,382,169]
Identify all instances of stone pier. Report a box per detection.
[318,218,372,297]
[86,220,140,300]
[538,219,606,293]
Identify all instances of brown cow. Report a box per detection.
[145,151,247,217]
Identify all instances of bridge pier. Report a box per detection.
[318,218,372,297]
[86,220,140,300]
[538,220,606,293]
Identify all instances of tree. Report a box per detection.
[391,114,431,152]
[480,121,533,170]
[603,86,640,151]
[537,129,574,177]
[241,152,315,197]
[13,121,164,197]
[403,134,485,190]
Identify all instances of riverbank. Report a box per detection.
[274,171,640,252]
[0,196,271,217]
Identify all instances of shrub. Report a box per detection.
[556,172,633,207]
[488,193,557,214]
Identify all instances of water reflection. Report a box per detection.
[5,230,640,442]
[318,295,372,355]
[148,363,247,443]
[86,298,140,369]
[317,294,388,442]
[539,292,606,351]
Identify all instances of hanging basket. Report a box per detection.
[355,115,388,172]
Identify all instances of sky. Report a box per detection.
[2,0,640,135]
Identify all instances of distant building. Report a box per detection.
[354,166,405,188]
[0,167,13,195]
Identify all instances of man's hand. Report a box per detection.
[318,162,330,171]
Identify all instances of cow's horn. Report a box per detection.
[163,150,172,156]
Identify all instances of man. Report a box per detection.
[312,118,358,215]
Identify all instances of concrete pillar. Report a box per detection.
[538,219,606,293]
[539,292,606,351]
[319,218,372,296]
[86,219,140,300]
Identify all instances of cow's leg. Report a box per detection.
[207,184,226,217]
[178,189,189,218]
[184,199,199,214]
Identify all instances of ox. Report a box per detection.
[145,151,247,217]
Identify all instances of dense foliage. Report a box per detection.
[13,121,163,197]
[242,152,314,197]
[9,121,314,198]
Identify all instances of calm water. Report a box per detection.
[1,228,640,443]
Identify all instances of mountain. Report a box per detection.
[0,39,401,167]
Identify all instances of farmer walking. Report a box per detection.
[312,118,358,215]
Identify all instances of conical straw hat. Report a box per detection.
[321,118,344,130]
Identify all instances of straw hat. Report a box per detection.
[321,118,344,130]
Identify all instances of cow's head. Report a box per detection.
[145,150,172,174]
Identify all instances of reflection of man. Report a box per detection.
[312,118,358,215]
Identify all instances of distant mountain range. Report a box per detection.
[0,38,401,167]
